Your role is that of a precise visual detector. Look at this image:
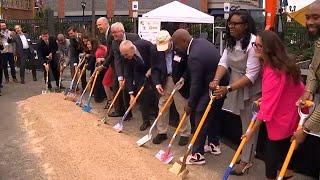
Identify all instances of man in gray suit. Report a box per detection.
[13,25,37,84]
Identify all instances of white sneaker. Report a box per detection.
[179,153,205,165]
[204,143,221,155]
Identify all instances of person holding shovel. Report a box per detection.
[209,10,261,174]
[151,30,190,146]
[38,30,60,90]
[243,30,304,180]
[172,29,228,165]
[119,40,159,131]
[294,0,320,178]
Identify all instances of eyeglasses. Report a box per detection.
[252,42,263,50]
[227,21,245,27]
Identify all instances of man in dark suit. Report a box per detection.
[151,30,190,146]
[119,39,158,131]
[13,25,37,84]
[38,30,60,90]
[172,29,229,165]
[105,22,140,118]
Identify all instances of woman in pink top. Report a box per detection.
[245,30,304,179]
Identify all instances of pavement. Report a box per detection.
[0,68,317,180]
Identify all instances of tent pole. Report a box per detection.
[212,23,214,43]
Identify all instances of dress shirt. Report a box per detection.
[19,34,29,49]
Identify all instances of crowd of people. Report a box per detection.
[0,1,320,179]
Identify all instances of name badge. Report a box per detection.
[27,39,31,41]
[173,55,181,62]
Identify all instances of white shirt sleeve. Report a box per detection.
[218,49,228,69]
[245,44,261,84]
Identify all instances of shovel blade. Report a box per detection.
[101,116,108,124]
[169,162,183,175]
[155,149,173,164]
[75,100,82,106]
[113,123,123,133]
[136,134,152,147]
[82,104,92,112]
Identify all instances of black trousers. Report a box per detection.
[93,68,106,103]
[44,59,60,88]
[136,81,159,123]
[1,53,16,80]
[0,55,3,86]
[192,98,224,155]
[19,50,36,81]
[264,136,293,179]
[112,77,132,117]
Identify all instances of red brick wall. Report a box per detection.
[2,8,33,19]
[58,0,65,18]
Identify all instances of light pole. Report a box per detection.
[81,1,86,28]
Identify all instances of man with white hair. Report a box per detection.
[56,34,70,70]
[119,39,158,131]
[104,22,140,118]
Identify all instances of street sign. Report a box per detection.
[132,1,139,11]
[224,3,230,12]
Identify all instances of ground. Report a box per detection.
[0,70,316,180]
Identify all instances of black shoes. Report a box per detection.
[13,78,18,83]
[33,77,37,81]
[152,134,168,144]
[21,80,25,84]
[108,111,122,117]
[178,136,189,146]
[139,121,151,131]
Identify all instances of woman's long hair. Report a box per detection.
[259,30,301,83]
[225,10,257,50]
[88,38,100,55]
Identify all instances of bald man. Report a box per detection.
[294,1,320,177]
[119,39,158,131]
[56,34,70,69]
[172,29,229,165]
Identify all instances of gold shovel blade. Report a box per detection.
[169,162,183,174]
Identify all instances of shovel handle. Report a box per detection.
[168,112,188,147]
[75,64,88,89]
[277,140,297,180]
[78,72,96,99]
[127,85,145,113]
[182,94,215,164]
[107,80,126,114]
[230,116,256,165]
[88,71,100,98]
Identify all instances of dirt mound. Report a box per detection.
[18,93,178,180]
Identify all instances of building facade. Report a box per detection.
[0,0,35,19]
[45,0,263,18]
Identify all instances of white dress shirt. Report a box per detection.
[218,34,260,83]
[19,34,29,49]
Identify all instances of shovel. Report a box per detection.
[82,71,100,112]
[113,80,147,132]
[155,112,188,164]
[223,102,259,180]
[169,90,215,179]
[63,56,86,96]
[277,100,314,180]
[136,82,183,147]
[66,63,88,100]
[101,80,126,124]
[42,64,50,94]
[75,71,96,106]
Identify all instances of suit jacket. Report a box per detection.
[151,46,190,98]
[187,38,229,111]
[124,39,155,93]
[38,36,58,64]
[99,29,115,68]
[13,33,34,56]
[112,33,140,79]
[69,36,83,64]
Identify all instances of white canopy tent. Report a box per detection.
[139,1,215,43]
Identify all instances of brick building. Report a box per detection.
[0,0,35,19]
[45,0,263,18]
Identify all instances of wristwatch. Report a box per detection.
[227,85,233,93]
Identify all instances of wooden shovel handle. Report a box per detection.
[107,80,126,114]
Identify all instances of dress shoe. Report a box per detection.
[21,80,25,84]
[108,111,122,117]
[33,77,37,81]
[139,121,151,131]
[13,78,18,83]
[5,79,9,83]
[178,136,189,146]
[152,134,168,144]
